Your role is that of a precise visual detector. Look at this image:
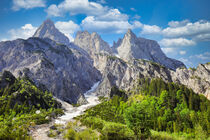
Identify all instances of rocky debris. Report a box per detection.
[0,37,101,104]
[115,29,185,70]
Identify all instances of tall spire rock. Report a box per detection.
[33,19,70,45]
[74,31,112,58]
[116,29,185,70]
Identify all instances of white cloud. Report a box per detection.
[168,20,190,28]
[46,4,62,17]
[179,51,186,55]
[12,0,45,11]
[192,52,210,60]
[140,20,210,38]
[7,24,37,40]
[141,24,162,35]
[95,9,128,21]
[97,0,106,4]
[55,20,80,41]
[193,33,210,41]
[81,16,141,34]
[161,47,176,54]
[46,0,106,17]
[159,38,196,47]
[45,0,142,34]
[162,20,210,38]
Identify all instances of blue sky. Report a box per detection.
[0,0,210,68]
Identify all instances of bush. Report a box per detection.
[101,122,135,140]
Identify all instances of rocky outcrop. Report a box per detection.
[93,53,210,99]
[93,53,172,96]
[171,63,210,99]
[74,31,112,58]
[0,37,101,104]
[33,19,70,46]
[115,29,185,70]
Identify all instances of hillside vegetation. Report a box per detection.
[74,78,210,140]
[0,71,63,140]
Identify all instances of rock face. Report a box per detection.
[93,53,172,96]
[93,53,210,99]
[171,63,210,99]
[1,19,209,102]
[33,19,70,46]
[115,29,185,70]
[0,37,101,104]
[74,31,112,58]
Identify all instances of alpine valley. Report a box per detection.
[0,19,209,140]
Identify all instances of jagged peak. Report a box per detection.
[43,19,54,26]
[76,30,90,36]
[33,19,70,45]
[123,29,137,41]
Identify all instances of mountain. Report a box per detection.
[33,19,70,46]
[74,31,112,58]
[93,53,210,99]
[114,29,185,70]
[0,37,101,104]
[171,63,210,99]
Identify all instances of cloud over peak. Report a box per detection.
[12,0,46,11]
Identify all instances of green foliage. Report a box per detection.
[124,100,152,139]
[0,75,63,139]
[78,77,210,139]
[64,122,98,140]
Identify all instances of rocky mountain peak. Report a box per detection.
[115,30,186,70]
[124,29,137,41]
[74,31,112,57]
[43,19,54,27]
[33,19,70,45]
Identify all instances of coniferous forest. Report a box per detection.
[74,78,210,140]
[0,71,63,139]
[0,71,209,140]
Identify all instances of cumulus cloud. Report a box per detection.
[95,9,128,21]
[168,20,190,28]
[141,24,162,35]
[46,0,142,34]
[193,33,210,41]
[12,0,45,11]
[159,38,196,47]
[7,24,37,40]
[46,0,106,17]
[97,0,106,4]
[162,20,210,38]
[55,20,80,41]
[81,16,142,34]
[179,51,186,55]
[46,4,62,17]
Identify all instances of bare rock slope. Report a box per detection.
[114,29,185,70]
[0,37,101,104]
